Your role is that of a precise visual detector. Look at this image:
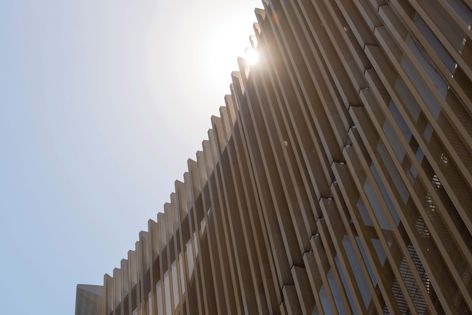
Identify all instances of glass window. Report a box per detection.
[200,217,207,236]
[377,143,409,204]
[406,36,448,99]
[357,199,373,227]
[354,236,377,286]
[156,280,163,315]
[342,236,372,308]
[327,268,347,315]
[389,101,412,141]
[363,182,390,230]
[123,266,129,293]
[193,232,199,256]
[449,0,472,26]
[335,255,360,315]
[114,276,121,307]
[395,80,421,122]
[186,240,194,279]
[179,254,186,294]
[165,271,171,315]
[371,239,387,266]
[148,292,153,315]
[400,45,442,118]
[414,15,456,74]
[383,120,407,162]
[319,285,334,315]
[172,261,179,307]
[370,164,400,225]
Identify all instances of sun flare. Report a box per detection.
[198,9,259,92]
[244,47,259,66]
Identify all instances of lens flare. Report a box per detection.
[245,47,259,65]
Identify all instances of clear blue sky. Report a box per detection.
[0,0,260,313]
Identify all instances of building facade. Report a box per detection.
[77,0,472,314]
[76,285,104,315]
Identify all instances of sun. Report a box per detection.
[245,47,259,66]
[198,9,259,93]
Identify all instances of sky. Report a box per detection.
[0,0,261,313]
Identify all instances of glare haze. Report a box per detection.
[0,0,261,314]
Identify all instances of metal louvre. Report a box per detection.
[77,1,472,314]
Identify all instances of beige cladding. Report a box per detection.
[77,0,472,314]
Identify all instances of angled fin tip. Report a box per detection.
[255,8,265,18]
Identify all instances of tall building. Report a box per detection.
[76,0,472,314]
